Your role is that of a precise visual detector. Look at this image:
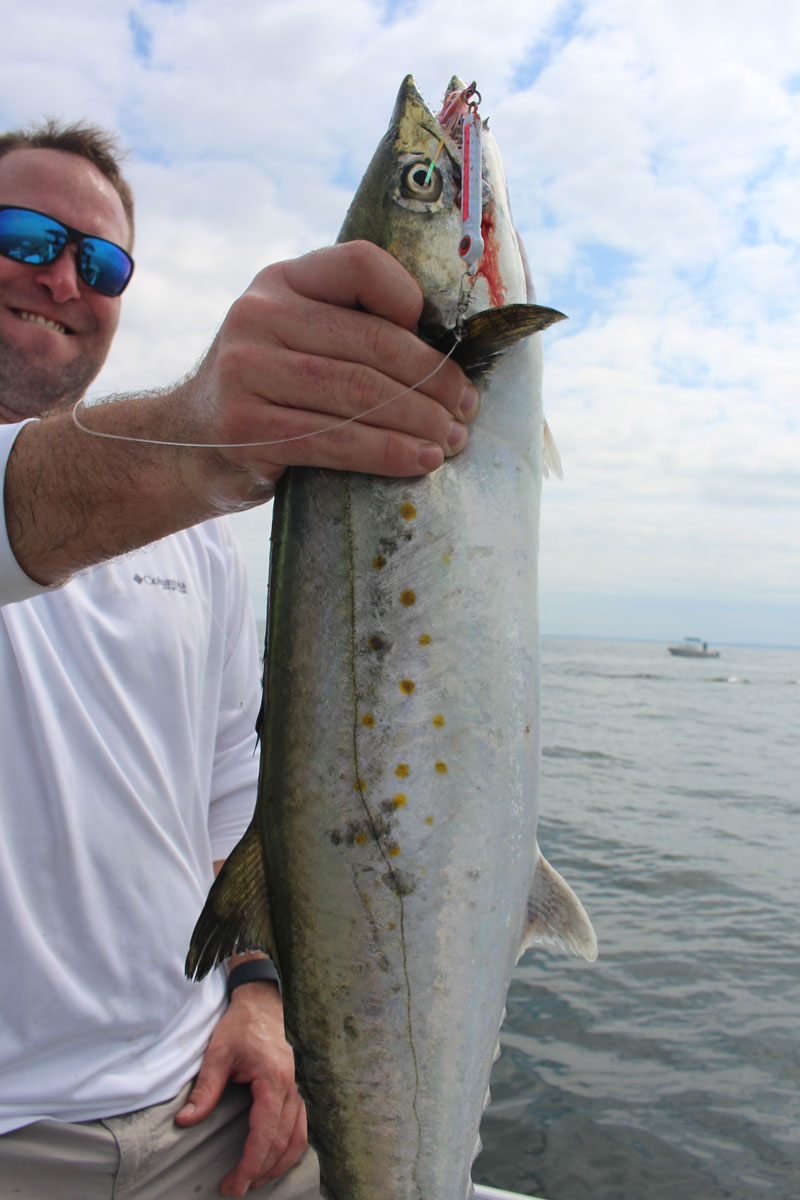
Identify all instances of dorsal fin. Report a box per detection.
[185,820,276,980]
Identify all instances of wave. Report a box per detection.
[543,745,622,765]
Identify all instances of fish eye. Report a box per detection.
[400,161,443,202]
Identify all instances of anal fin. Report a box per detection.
[520,847,598,962]
[185,820,276,980]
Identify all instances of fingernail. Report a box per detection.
[177,1102,196,1119]
[446,421,468,456]
[459,384,480,420]
[417,442,444,471]
[239,1182,252,1198]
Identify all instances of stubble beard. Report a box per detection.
[0,330,105,422]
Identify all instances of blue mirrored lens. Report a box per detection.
[79,238,133,296]
[0,209,65,264]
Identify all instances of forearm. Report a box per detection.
[4,392,269,587]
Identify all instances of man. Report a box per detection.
[0,120,478,1198]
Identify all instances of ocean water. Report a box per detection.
[473,637,800,1200]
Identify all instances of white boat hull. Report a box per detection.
[474,1187,541,1200]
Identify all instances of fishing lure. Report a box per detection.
[436,82,485,334]
[432,81,485,278]
[458,102,484,275]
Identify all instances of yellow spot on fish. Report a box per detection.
[435,761,447,774]
[389,844,401,858]
[354,778,367,792]
[419,633,431,646]
[442,553,451,566]
[361,714,375,728]
[425,816,434,825]
[393,794,407,808]
[433,714,445,728]
[400,589,416,607]
[400,679,416,695]
[388,921,396,930]
[373,555,387,570]
[400,503,417,520]
[396,763,410,778]
[355,832,367,846]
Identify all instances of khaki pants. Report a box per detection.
[0,1080,321,1199]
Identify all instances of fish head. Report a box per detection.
[338,74,528,333]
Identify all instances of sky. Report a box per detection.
[2,0,798,646]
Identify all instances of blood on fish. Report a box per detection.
[478,208,506,308]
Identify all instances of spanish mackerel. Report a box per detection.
[187,74,597,1200]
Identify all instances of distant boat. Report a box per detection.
[667,637,720,658]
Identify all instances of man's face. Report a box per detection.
[0,147,131,422]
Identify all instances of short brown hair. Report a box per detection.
[0,117,135,240]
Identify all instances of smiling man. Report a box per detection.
[0,120,478,1199]
[0,136,131,419]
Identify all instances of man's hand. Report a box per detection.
[175,980,306,1198]
[179,239,480,511]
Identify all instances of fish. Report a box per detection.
[186,74,597,1200]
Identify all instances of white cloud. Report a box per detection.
[1,0,797,642]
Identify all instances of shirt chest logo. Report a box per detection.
[133,573,188,594]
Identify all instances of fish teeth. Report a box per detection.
[18,310,67,335]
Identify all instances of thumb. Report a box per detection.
[175,1056,230,1126]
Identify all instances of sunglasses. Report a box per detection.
[0,205,134,297]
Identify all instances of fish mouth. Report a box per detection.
[397,74,470,163]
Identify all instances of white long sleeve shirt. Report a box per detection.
[0,422,262,1133]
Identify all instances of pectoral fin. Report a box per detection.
[520,847,598,962]
[185,820,276,981]
[421,303,567,378]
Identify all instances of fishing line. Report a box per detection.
[71,341,460,451]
